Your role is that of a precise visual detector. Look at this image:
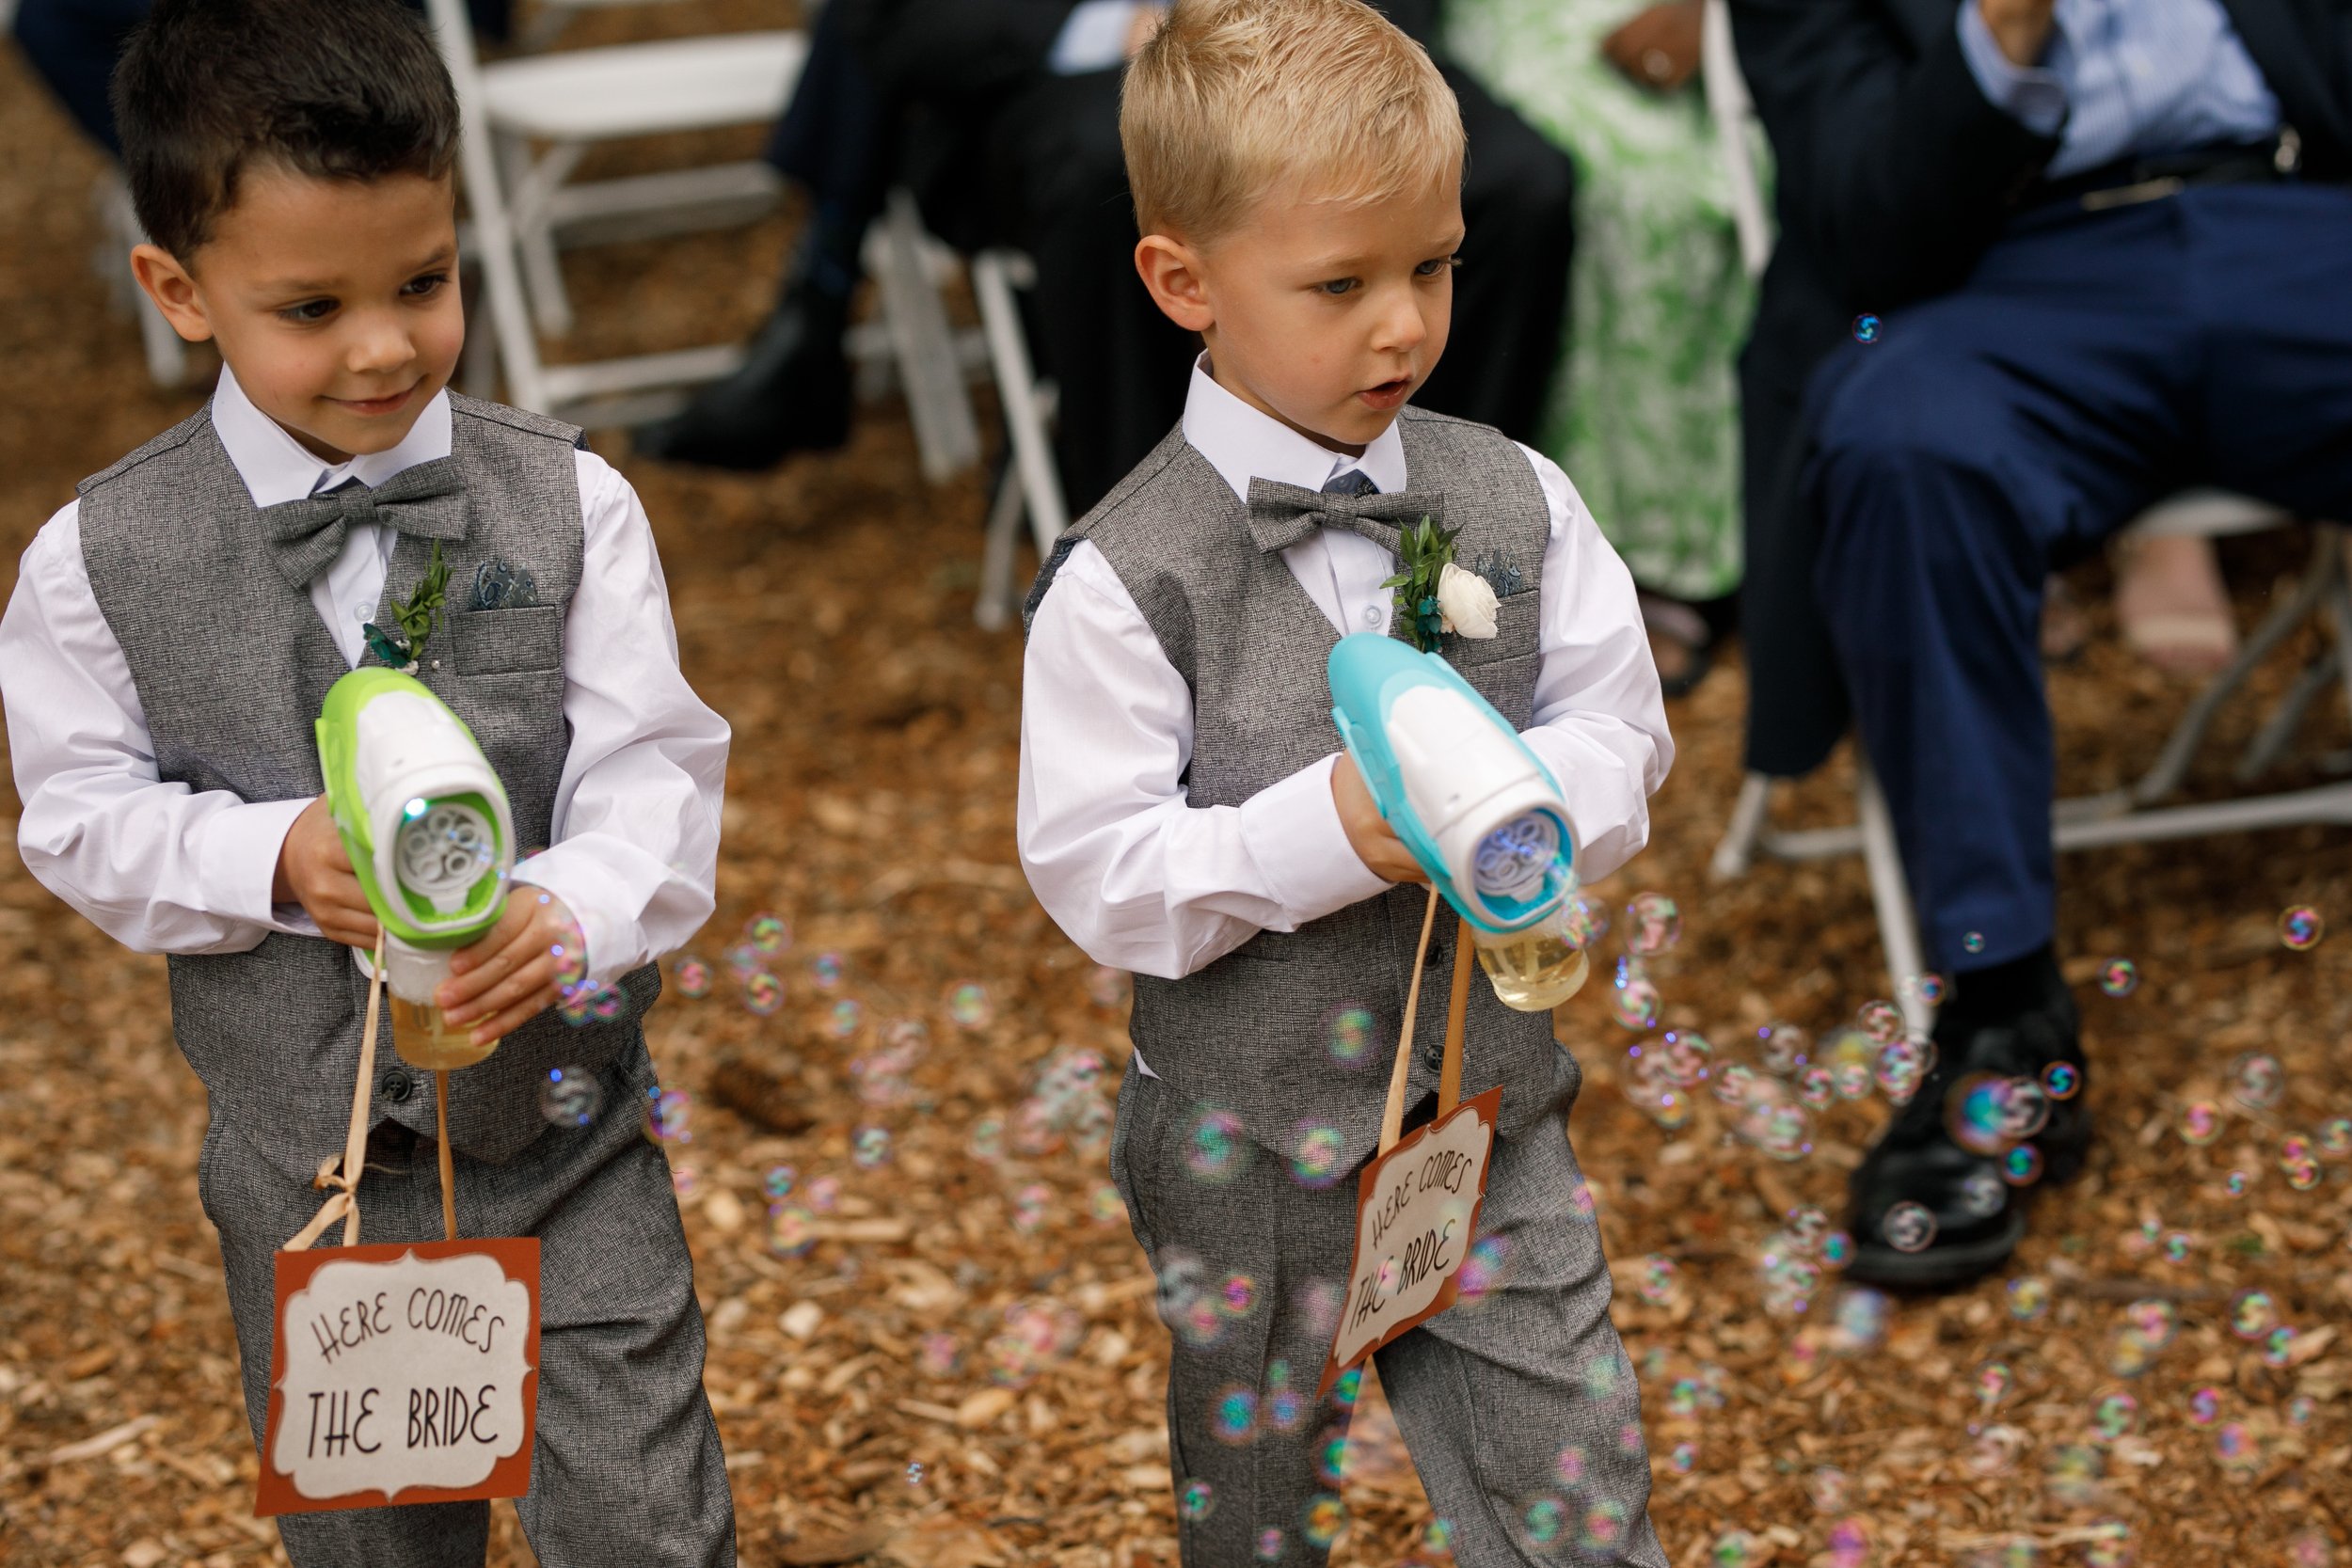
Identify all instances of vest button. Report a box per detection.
[380,1070,415,1103]
[1422,1045,1443,1070]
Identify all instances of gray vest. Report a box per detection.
[1032,406,1565,1166]
[77,393,659,1178]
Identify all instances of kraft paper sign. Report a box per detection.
[1319,1085,1502,1398]
[258,1238,541,1515]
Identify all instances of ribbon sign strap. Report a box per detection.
[1323,904,1500,1397]
[286,932,389,1253]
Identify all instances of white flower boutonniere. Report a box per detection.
[1436,562,1500,640]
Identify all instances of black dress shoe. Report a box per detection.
[633,287,853,470]
[1845,950,2087,1290]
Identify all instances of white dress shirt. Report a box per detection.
[1019,359,1673,1048]
[1,369,728,987]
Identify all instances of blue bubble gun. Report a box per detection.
[1327,633,1578,937]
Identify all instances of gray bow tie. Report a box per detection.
[260,458,470,589]
[1245,476,1442,557]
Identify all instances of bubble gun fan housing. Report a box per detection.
[1327,634,1589,1010]
[315,669,516,1069]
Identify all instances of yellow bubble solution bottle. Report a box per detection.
[315,671,515,1071]
[1471,909,1591,1012]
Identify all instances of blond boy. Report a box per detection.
[1016,1,1674,1560]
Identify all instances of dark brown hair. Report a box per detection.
[113,0,460,261]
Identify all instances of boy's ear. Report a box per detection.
[1135,234,1215,334]
[130,244,216,344]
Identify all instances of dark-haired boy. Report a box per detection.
[0,0,736,1560]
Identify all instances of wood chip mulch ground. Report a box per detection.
[1,7,2347,1565]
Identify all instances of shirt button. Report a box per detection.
[1360,605,1382,627]
[353,603,371,622]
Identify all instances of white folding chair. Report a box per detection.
[970,251,1071,631]
[1699,0,2352,1036]
[423,0,805,424]
[91,172,190,391]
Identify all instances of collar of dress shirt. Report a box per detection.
[211,365,455,507]
[1181,354,1408,504]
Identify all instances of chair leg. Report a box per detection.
[1711,772,1773,881]
[1856,755,1934,1037]
[976,460,1028,631]
[972,251,1071,562]
[501,134,579,340]
[873,189,982,484]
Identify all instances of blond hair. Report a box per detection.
[1120,0,1464,246]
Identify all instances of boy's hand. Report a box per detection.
[1333,753,1427,885]
[437,890,584,1047]
[274,796,380,947]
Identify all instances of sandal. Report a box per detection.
[1639,593,1715,699]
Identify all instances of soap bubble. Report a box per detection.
[2043,1442,2104,1506]
[967,1116,1005,1162]
[1253,1528,1285,1561]
[1623,892,1681,956]
[1712,1062,1759,1105]
[1883,1201,1937,1252]
[1178,1479,1216,1522]
[1902,971,1947,1007]
[645,1086,691,1144]
[2322,1117,2352,1157]
[2090,1390,2137,1442]
[1010,1182,1052,1235]
[916,1332,961,1377]
[1324,1004,1377,1066]
[986,1298,1084,1387]
[1210,1385,1259,1444]
[904,1461,924,1486]
[2009,1276,2050,1321]
[1797,1066,1837,1111]
[2179,1099,2222,1145]
[1518,1497,1566,1547]
[1185,1107,1249,1183]
[1808,1466,1851,1513]
[2279,905,2324,950]
[946,981,992,1029]
[1087,964,1131,1008]
[1852,312,1882,343]
[1875,1035,1935,1101]
[764,1164,796,1200]
[1855,999,1903,1044]
[2003,1143,2043,1185]
[2215,1420,2259,1473]
[2230,1288,2277,1338]
[672,955,711,999]
[747,911,790,953]
[1456,1234,1514,1303]
[826,998,864,1038]
[2084,1521,2133,1568]
[2042,1060,2082,1100]
[851,1125,891,1168]
[1288,1123,1347,1188]
[2263,1325,2300,1368]
[2188,1386,2221,1424]
[1960,1168,2007,1216]
[766,1203,814,1259]
[2289,1530,2335,1568]
[2162,1229,2194,1262]
[536,1066,601,1128]
[1831,1060,1874,1101]
[1820,1229,1854,1269]
[2225,1168,2251,1197]
[1580,1499,1631,1555]
[669,1164,698,1198]
[2285,1158,2323,1191]
[1948,1073,2023,1155]
[742,971,783,1016]
[1658,1029,1713,1087]
[1827,1518,1872,1568]
[1963,929,1987,954]
[2229,1052,2283,1111]
[1757,1022,1809,1076]
[808,951,844,990]
[1300,1494,1346,1546]
[1565,895,1611,949]
[804,1175,841,1212]
[723,940,761,974]
[1708,1528,1761,1564]
[1636,1255,1679,1305]
[1610,958,1661,1029]
[2098,958,2137,997]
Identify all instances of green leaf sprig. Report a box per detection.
[366,541,450,670]
[1380,515,1460,653]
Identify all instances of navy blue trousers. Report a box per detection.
[1804,182,2352,974]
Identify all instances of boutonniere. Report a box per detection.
[363,541,450,673]
[1382,517,1500,652]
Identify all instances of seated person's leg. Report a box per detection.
[990,69,1197,515]
[1412,62,1575,445]
[1803,205,2195,1286]
[634,0,889,469]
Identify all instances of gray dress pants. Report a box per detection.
[1109,1051,1667,1566]
[199,1046,735,1566]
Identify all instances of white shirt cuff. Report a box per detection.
[1957,3,2066,136]
[1051,0,1147,74]
[196,796,317,933]
[509,848,633,990]
[1236,753,1392,926]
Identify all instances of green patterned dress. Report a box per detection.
[1447,0,1759,602]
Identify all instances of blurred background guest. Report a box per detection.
[1447,0,1753,693]
[1732,0,2352,1287]
[649,0,1580,519]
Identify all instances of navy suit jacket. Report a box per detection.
[1730,0,2352,778]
